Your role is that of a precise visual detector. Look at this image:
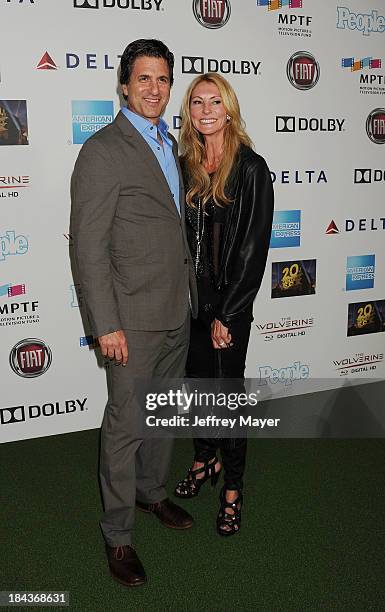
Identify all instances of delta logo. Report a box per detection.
[326,218,385,235]
[257,0,302,11]
[36,52,58,70]
[341,56,381,72]
[36,51,123,71]
[325,220,339,235]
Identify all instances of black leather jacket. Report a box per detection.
[184,144,274,327]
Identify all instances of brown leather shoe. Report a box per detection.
[106,544,146,587]
[136,498,194,529]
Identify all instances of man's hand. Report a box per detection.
[98,330,128,366]
[211,318,232,350]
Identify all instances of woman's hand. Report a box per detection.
[211,318,232,349]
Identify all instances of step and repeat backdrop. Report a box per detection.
[1,0,384,443]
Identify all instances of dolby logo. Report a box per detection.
[276,116,345,133]
[73,0,164,9]
[354,169,385,184]
[0,399,88,425]
[0,405,26,425]
[181,56,260,76]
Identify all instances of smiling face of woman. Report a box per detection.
[189,80,228,139]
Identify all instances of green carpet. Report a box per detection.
[1,432,384,611]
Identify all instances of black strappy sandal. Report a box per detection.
[216,487,243,536]
[174,457,221,498]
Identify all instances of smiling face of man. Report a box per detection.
[122,55,171,125]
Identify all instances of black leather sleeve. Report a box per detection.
[215,156,274,326]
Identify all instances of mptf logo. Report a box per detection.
[276,116,345,133]
[346,255,375,291]
[193,0,231,29]
[342,56,381,72]
[287,51,319,90]
[257,361,310,386]
[366,108,385,144]
[354,168,385,184]
[337,7,385,37]
[0,230,28,261]
[0,283,40,328]
[270,210,301,248]
[257,0,312,37]
[73,0,164,9]
[342,57,385,96]
[9,338,52,378]
[0,282,25,298]
[257,0,302,10]
[72,100,114,145]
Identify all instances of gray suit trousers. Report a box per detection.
[99,316,189,547]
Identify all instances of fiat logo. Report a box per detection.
[193,0,231,29]
[287,52,320,90]
[366,108,385,144]
[9,338,52,378]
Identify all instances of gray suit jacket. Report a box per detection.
[70,111,197,336]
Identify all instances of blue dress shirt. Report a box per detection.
[121,107,180,215]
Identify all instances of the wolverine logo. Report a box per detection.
[0,405,26,425]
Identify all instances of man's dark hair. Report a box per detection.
[120,39,174,87]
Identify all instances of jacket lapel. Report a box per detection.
[115,111,179,219]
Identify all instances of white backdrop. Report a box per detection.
[1,0,384,443]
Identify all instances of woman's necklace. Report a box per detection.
[195,198,205,274]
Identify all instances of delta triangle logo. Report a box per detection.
[36,52,58,70]
[326,220,339,235]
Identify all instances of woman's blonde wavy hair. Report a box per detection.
[180,73,253,207]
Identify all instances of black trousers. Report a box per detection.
[186,312,251,491]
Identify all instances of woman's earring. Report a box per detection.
[226,114,231,121]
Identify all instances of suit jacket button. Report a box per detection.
[184,258,188,264]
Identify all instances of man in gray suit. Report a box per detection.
[71,39,197,587]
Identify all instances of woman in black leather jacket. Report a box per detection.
[174,73,274,536]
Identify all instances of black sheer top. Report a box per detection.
[185,198,232,323]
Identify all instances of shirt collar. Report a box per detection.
[121,107,169,137]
